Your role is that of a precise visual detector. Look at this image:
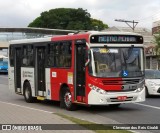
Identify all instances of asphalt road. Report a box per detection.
[0,75,160,133]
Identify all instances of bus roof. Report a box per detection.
[9,31,142,45]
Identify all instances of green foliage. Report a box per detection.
[154,32,160,55]
[29,17,42,27]
[28,8,108,30]
[91,18,108,31]
[56,113,131,133]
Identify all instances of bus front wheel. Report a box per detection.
[62,89,76,111]
[24,82,35,103]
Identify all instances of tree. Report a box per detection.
[153,31,160,69]
[90,18,108,31]
[28,8,108,30]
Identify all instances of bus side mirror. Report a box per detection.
[85,50,90,66]
[85,42,90,66]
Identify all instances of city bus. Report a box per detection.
[0,55,8,73]
[8,31,145,110]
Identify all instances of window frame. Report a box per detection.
[46,40,72,68]
[21,44,34,67]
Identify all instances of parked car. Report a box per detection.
[145,69,160,97]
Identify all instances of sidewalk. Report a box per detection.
[0,101,94,133]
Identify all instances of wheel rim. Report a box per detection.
[64,92,72,107]
[25,87,30,99]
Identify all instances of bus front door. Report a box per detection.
[35,47,46,96]
[75,42,86,102]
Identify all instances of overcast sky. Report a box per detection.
[0,0,160,30]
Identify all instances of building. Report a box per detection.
[152,20,160,34]
[0,27,76,56]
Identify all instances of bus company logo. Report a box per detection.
[2,125,11,130]
[22,71,33,78]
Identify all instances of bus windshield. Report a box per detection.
[0,61,8,66]
[89,47,144,78]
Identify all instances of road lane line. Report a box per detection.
[0,100,54,114]
[134,103,160,110]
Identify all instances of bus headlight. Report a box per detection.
[136,85,144,92]
[88,84,107,95]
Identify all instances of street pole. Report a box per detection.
[115,19,138,32]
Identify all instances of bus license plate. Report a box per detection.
[117,96,127,101]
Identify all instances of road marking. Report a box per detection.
[0,101,54,114]
[134,103,160,110]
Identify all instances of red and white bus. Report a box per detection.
[8,31,145,110]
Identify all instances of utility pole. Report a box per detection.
[115,19,138,32]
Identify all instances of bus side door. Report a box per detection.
[74,40,86,102]
[14,47,22,92]
[35,46,46,96]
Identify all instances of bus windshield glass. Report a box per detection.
[89,47,144,78]
[0,61,8,66]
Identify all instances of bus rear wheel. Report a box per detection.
[63,89,76,111]
[24,82,35,103]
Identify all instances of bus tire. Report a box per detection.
[62,88,76,111]
[24,82,35,103]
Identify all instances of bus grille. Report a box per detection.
[102,79,140,85]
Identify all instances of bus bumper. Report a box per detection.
[88,87,145,105]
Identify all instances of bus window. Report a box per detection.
[22,45,34,66]
[59,41,72,68]
[47,41,72,68]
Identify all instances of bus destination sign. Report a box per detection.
[90,35,143,44]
